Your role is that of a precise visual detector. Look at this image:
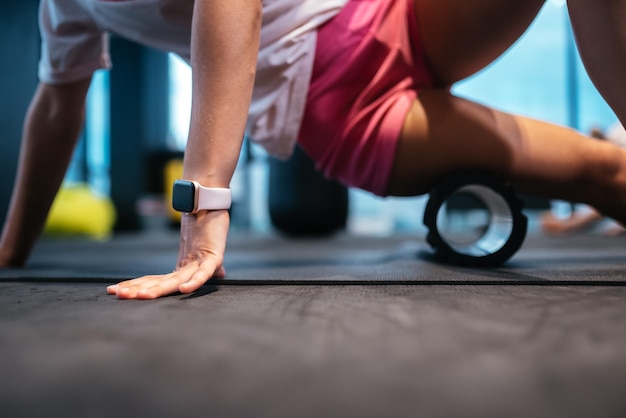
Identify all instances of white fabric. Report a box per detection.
[38,0,349,159]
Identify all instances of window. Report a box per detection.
[66,70,111,197]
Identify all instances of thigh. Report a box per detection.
[386,89,625,209]
[387,89,521,195]
[414,0,546,85]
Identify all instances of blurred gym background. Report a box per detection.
[0,0,618,239]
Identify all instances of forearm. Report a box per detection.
[0,80,90,266]
[109,1,261,299]
[183,0,262,187]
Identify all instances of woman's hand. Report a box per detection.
[106,0,261,300]
[107,210,230,299]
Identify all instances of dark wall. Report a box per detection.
[0,1,41,224]
[108,38,171,230]
[0,2,172,231]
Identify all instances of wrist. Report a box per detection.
[180,173,231,189]
[172,179,232,214]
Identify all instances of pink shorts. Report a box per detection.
[297,0,435,196]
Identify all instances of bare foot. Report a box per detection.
[540,208,604,235]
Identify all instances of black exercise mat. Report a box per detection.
[1,230,625,284]
[3,231,626,418]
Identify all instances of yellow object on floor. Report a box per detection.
[44,184,116,240]
[164,158,183,223]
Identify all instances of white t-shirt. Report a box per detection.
[38,0,348,159]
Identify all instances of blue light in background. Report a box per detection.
[453,1,617,133]
[65,70,111,197]
[85,70,111,197]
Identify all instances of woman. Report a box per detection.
[2,0,626,299]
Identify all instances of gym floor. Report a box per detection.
[1,226,626,418]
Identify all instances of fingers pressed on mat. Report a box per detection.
[178,259,220,294]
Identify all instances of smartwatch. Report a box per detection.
[172,179,232,213]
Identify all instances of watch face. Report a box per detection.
[172,180,196,212]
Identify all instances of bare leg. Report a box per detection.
[0,80,91,266]
[540,205,605,235]
[568,0,626,125]
[390,92,626,222]
[386,0,626,226]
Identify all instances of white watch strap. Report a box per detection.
[196,184,232,211]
